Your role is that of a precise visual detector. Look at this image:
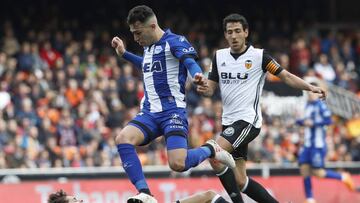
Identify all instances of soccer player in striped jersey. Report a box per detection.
[197,14,327,203]
[297,81,355,203]
[111,5,235,203]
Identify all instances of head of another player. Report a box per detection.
[48,190,83,203]
[307,82,321,101]
[223,14,249,53]
[127,5,161,47]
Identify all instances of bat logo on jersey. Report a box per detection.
[223,127,235,137]
[143,61,163,73]
[245,60,252,69]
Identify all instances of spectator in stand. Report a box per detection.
[40,41,62,69]
[314,53,336,83]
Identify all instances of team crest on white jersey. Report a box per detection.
[245,60,252,69]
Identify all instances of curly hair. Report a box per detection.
[48,190,68,203]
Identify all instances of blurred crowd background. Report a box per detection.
[0,0,360,169]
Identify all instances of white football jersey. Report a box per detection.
[208,45,282,128]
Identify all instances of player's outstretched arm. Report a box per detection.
[277,70,327,99]
[111,36,143,69]
[182,57,218,97]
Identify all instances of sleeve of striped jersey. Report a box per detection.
[122,51,143,69]
[169,36,198,62]
[313,103,332,126]
[183,57,202,78]
[262,50,283,75]
[208,53,219,82]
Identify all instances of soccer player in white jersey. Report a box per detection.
[197,14,327,203]
[111,5,235,203]
[297,81,355,203]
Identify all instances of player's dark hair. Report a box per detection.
[48,190,68,203]
[223,14,249,31]
[127,5,155,25]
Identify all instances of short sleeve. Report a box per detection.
[208,53,219,82]
[262,50,283,75]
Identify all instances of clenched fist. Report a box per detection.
[111,36,126,56]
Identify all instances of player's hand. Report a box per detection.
[194,73,209,94]
[310,85,327,100]
[111,36,126,56]
[193,73,207,85]
[303,119,313,127]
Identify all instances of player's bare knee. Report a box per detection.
[300,166,311,177]
[209,159,226,172]
[311,169,325,177]
[168,159,186,172]
[115,131,133,145]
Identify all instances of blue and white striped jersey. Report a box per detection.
[140,29,197,113]
[297,100,332,149]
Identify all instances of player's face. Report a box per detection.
[66,196,83,203]
[224,22,248,53]
[130,21,155,47]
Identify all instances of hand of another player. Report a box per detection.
[310,85,327,100]
[194,73,209,94]
[303,119,313,127]
[193,73,207,85]
[111,36,126,56]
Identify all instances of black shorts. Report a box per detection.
[221,120,260,160]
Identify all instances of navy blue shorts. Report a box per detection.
[298,147,327,168]
[128,108,188,150]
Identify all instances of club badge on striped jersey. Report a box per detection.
[245,60,252,69]
[154,46,163,54]
[223,127,235,137]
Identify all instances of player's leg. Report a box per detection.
[300,164,315,203]
[209,121,254,203]
[235,159,278,203]
[299,147,315,202]
[210,158,244,203]
[226,121,278,203]
[115,112,159,202]
[310,148,355,191]
[163,109,234,172]
[176,190,229,203]
[166,135,212,171]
